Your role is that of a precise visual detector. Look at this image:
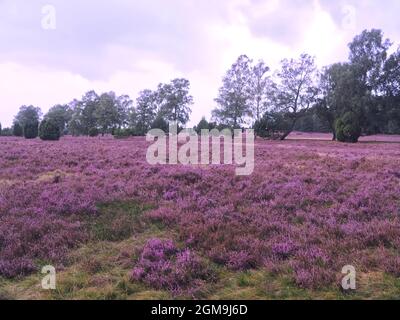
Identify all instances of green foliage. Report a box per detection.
[14,105,41,128]
[254,112,291,140]
[157,78,193,127]
[45,104,73,135]
[194,117,216,134]
[113,128,132,139]
[13,122,23,137]
[88,127,99,137]
[150,116,169,133]
[335,112,362,143]
[213,55,253,128]
[1,127,13,136]
[134,89,157,135]
[23,121,39,139]
[39,119,61,141]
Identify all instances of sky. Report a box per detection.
[0,0,399,128]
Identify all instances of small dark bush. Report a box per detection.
[23,122,39,139]
[113,128,132,139]
[88,127,99,137]
[39,119,61,141]
[335,112,361,143]
[150,116,169,133]
[13,122,23,137]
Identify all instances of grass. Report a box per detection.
[1,201,400,300]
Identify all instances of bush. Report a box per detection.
[1,127,13,136]
[88,127,99,137]
[113,128,132,139]
[335,112,361,143]
[39,119,61,141]
[254,112,291,139]
[150,116,169,133]
[13,122,23,137]
[23,122,39,139]
[131,239,214,295]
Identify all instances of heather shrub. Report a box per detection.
[131,239,214,294]
[23,121,39,139]
[39,119,61,141]
[336,112,361,143]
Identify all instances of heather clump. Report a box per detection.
[131,239,214,295]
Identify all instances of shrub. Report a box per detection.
[13,122,23,137]
[113,128,132,139]
[0,127,13,136]
[39,119,61,141]
[194,117,211,134]
[335,112,361,143]
[254,112,291,139]
[23,122,39,139]
[88,127,99,137]
[150,116,169,133]
[131,239,214,294]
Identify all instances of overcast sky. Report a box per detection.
[1,0,399,127]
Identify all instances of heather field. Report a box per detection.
[1,136,400,300]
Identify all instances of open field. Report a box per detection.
[1,136,400,300]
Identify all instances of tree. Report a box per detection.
[254,112,292,140]
[157,78,193,127]
[95,92,120,135]
[250,60,271,121]
[348,29,392,135]
[44,104,73,135]
[150,116,169,133]
[14,105,42,128]
[0,122,2,136]
[349,29,392,94]
[213,55,253,128]
[193,117,217,134]
[39,118,61,141]
[316,63,361,140]
[135,89,158,135]
[1,127,13,136]
[13,122,23,136]
[24,121,39,139]
[269,54,319,140]
[336,112,361,143]
[381,48,400,134]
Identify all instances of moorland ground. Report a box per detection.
[0,135,400,300]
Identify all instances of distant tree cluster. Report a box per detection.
[211,29,400,143]
[4,78,193,140]
[2,29,400,144]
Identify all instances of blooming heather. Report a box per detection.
[0,136,399,290]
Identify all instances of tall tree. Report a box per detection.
[250,60,270,122]
[95,92,120,135]
[157,78,193,127]
[349,29,392,94]
[316,63,361,140]
[14,105,42,128]
[212,55,253,128]
[44,104,73,135]
[269,54,319,140]
[135,89,158,135]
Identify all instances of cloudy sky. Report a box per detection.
[0,0,399,127]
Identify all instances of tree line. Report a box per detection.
[1,29,399,143]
